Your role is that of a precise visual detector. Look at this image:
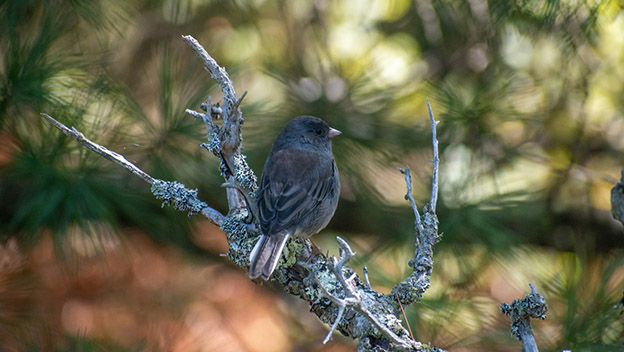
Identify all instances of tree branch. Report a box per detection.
[427,99,440,212]
[181,34,254,217]
[40,113,226,227]
[41,113,155,185]
[42,36,446,352]
[400,166,424,234]
[318,237,421,350]
[390,101,442,306]
[500,284,547,352]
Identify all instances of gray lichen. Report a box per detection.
[200,130,221,157]
[500,284,547,342]
[220,211,255,266]
[151,179,207,215]
[232,153,257,191]
[282,237,306,268]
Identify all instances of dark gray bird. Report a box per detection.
[249,115,341,280]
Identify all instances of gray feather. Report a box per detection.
[248,233,291,280]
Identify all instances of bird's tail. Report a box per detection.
[248,232,290,280]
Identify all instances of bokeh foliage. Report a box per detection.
[1,0,623,351]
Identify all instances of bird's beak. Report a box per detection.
[328,127,341,139]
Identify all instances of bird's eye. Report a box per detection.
[315,128,323,135]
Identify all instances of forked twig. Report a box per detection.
[318,237,419,350]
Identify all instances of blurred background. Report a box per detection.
[1,0,623,351]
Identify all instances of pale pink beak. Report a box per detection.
[328,127,341,139]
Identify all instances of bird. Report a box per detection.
[249,115,341,280]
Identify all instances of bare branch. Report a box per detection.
[41,113,155,185]
[400,166,424,234]
[40,114,225,226]
[316,278,348,344]
[181,35,238,106]
[427,99,440,212]
[181,35,241,155]
[235,90,248,109]
[500,283,548,352]
[390,104,441,306]
[182,35,256,219]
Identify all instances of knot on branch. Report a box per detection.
[151,179,207,214]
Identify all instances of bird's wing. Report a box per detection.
[256,149,337,235]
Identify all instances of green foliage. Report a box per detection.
[0,0,214,252]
